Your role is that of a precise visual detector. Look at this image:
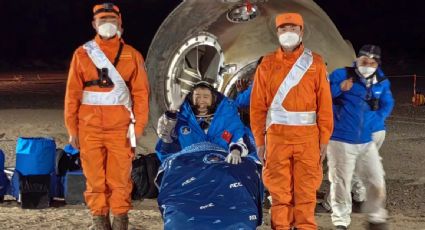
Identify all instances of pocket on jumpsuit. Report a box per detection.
[306,140,323,190]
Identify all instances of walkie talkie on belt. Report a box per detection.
[98,68,114,88]
[83,42,124,88]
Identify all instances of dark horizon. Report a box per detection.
[0,0,424,75]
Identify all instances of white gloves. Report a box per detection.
[169,84,187,111]
[157,114,177,143]
[226,149,242,165]
[225,138,249,165]
[157,83,187,142]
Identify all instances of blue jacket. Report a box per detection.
[234,84,252,109]
[370,69,394,132]
[330,67,394,144]
[156,94,255,162]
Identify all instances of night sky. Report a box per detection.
[0,0,424,75]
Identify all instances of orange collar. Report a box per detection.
[275,44,305,61]
[92,35,123,61]
[94,34,121,47]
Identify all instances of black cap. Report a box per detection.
[93,3,120,17]
[358,44,381,63]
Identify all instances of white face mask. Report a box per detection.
[357,66,377,78]
[97,22,117,38]
[278,32,302,49]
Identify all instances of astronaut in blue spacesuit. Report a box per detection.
[155,81,255,164]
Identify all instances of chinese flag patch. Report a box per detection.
[222,130,232,143]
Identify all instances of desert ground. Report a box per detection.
[0,77,424,229]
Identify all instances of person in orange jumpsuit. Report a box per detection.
[250,13,333,230]
[64,3,149,230]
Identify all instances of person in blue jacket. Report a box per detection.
[234,78,253,128]
[321,67,395,213]
[155,81,253,164]
[349,66,394,205]
[234,78,252,109]
[326,45,392,230]
[233,57,263,110]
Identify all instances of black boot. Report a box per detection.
[111,214,129,230]
[89,215,111,230]
[352,199,364,213]
[315,201,331,213]
[368,222,389,230]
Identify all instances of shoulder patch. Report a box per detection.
[120,52,132,59]
[180,126,191,135]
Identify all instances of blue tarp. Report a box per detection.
[0,149,9,196]
[155,142,263,230]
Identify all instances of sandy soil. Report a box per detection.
[0,199,424,230]
[0,78,425,229]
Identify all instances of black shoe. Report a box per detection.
[368,222,389,230]
[336,226,348,230]
[315,202,331,213]
[352,200,364,213]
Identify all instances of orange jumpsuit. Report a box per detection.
[250,45,333,229]
[64,35,149,216]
